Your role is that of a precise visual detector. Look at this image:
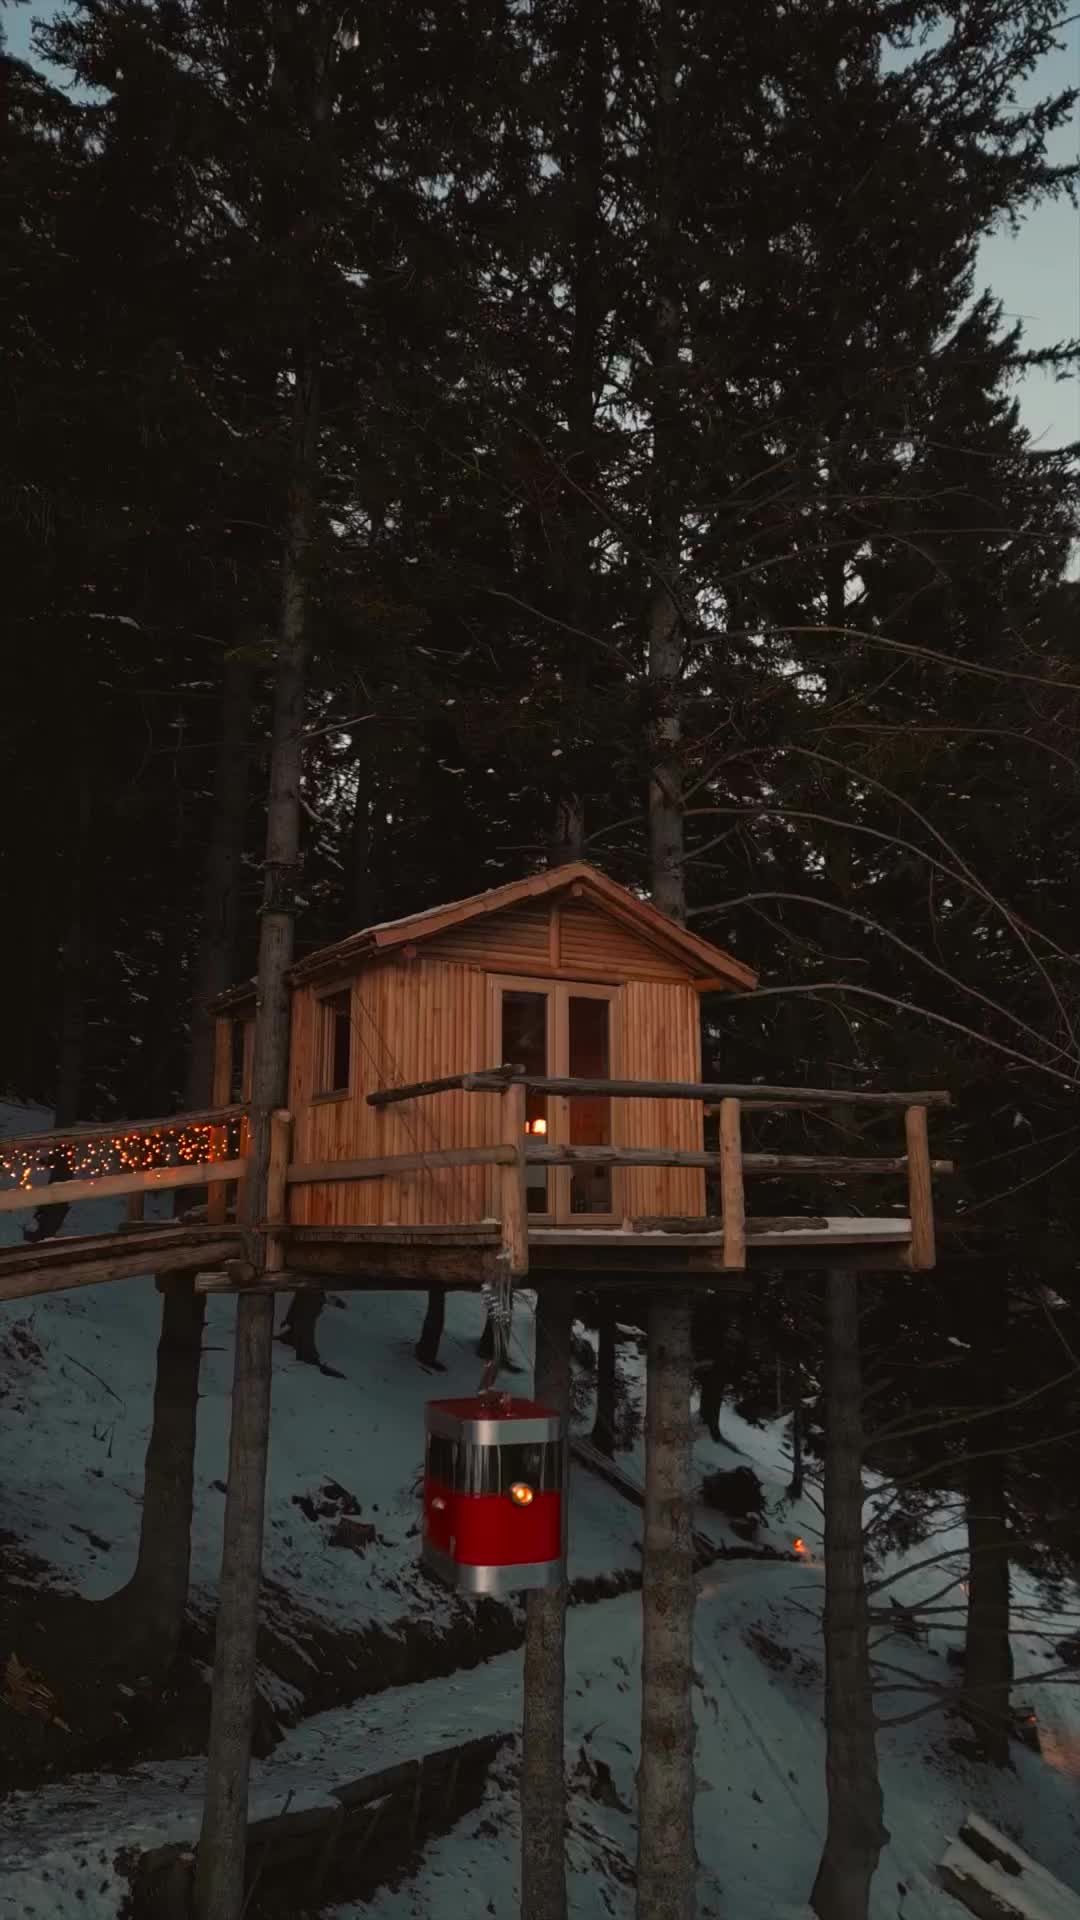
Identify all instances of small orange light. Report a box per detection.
[792,1536,806,1555]
[509,1482,534,1506]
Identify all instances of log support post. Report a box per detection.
[904,1104,935,1271]
[194,1111,291,1920]
[718,1097,745,1270]
[500,1082,529,1280]
[208,1017,234,1227]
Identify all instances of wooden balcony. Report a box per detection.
[0,1076,950,1303]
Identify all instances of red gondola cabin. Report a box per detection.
[422,1396,563,1595]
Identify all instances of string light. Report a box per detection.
[0,1117,243,1195]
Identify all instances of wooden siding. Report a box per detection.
[288,958,499,1228]
[558,901,695,983]
[427,895,697,983]
[615,981,705,1218]
[286,956,707,1230]
[427,902,552,971]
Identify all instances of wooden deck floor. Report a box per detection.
[0,1213,917,1304]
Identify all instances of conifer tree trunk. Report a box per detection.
[186,650,254,1111]
[27,771,91,1243]
[592,1299,618,1456]
[637,6,697,1913]
[194,323,320,1920]
[415,1285,447,1369]
[961,1276,1012,1765]
[637,1290,697,1920]
[788,1371,805,1503]
[810,1271,888,1920]
[105,655,253,1674]
[521,1286,573,1920]
[962,1448,1012,1765]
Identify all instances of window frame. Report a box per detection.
[313,983,354,1101]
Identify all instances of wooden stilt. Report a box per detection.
[208,1018,234,1226]
[499,1082,529,1279]
[904,1105,935,1271]
[194,1115,291,1920]
[718,1097,745,1270]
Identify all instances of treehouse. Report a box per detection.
[0,862,949,1304]
[200,861,947,1296]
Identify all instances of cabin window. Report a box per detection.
[502,989,551,1213]
[568,994,612,1214]
[316,988,352,1095]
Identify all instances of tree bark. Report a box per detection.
[810,1271,888,1920]
[110,1278,208,1671]
[592,1299,618,1455]
[521,1287,573,1920]
[186,650,254,1112]
[788,1371,805,1503]
[415,1286,447,1369]
[645,0,685,925]
[962,1448,1012,1765]
[278,1289,324,1366]
[637,1290,697,1920]
[194,291,320,1918]
[26,772,90,1243]
[103,653,251,1674]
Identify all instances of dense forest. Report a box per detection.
[3,2,1080,1918]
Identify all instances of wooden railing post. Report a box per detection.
[904,1104,935,1270]
[499,1083,529,1279]
[718,1097,745,1270]
[208,1015,235,1226]
[265,1109,292,1275]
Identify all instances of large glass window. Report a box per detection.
[568,994,612,1214]
[502,989,550,1213]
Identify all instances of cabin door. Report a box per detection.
[493,978,620,1226]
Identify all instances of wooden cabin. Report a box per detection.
[0,861,948,1305]
[214,862,754,1234]
[203,862,946,1293]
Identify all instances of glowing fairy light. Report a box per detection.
[0,1115,242,1194]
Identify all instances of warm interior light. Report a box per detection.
[509,1482,535,1506]
[525,1117,548,1136]
[792,1536,806,1555]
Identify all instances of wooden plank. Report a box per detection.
[367,1067,514,1108]
[209,1019,233,1230]
[904,1104,936,1270]
[718,1097,745,1270]
[0,1236,239,1304]
[526,1144,953,1174]
[285,1222,500,1244]
[286,1144,515,1185]
[277,1240,502,1286]
[488,1075,951,1108]
[0,1157,247,1216]
[0,1104,247,1156]
[499,1081,529,1278]
[372,1074,949,1109]
[937,1813,1080,1919]
[127,1190,147,1224]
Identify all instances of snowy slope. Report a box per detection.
[2,1101,1079,1919]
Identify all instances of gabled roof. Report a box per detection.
[210,862,756,1011]
[291,861,756,989]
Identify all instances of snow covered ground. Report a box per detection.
[2,1100,1079,1919]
